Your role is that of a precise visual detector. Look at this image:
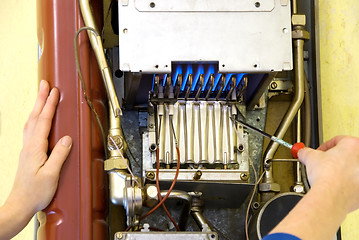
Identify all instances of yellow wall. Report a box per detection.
[0,0,37,239]
[318,0,359,239]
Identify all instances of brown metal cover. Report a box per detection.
[37,0,108,239]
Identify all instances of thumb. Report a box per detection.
[43,136,72,176]
[297,147,322,166]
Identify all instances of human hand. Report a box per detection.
[5,80,72,215]
[298,136,359,212]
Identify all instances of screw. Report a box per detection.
[149,144,157,152]
[146,171,155,180]
[255,2,261,8]
[193,170,202,180]
[240,173,249,181]
[270,82,278,89]
[149,123,154,129]
[150,2,155,8]
[238,144,244,152]
[116,232,123,239]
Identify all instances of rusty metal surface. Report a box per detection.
[37,0,108,239]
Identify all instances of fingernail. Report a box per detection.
[60,136,72,148]
[50,88,55,96]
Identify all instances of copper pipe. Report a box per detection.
[292,0,298,14]
[79,0,121,117]
[262,39,305,183]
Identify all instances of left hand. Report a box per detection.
[6,80,72,214]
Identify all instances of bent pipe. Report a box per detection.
[160,190,192,231]
[79,0,121,117]
[262,39,305,186]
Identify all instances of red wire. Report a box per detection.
[155,148,180,230]
[139,147,181,223]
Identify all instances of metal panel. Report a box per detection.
[146,101,249,168]
[37,0,108,239]
[115,231,217,240]
[118,0,292,73]
[134,0,275,12]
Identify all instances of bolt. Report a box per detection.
[146,171,155,180]
[255,2,260,8]
[149,123,154,129]
[240,173,249,181]
[150,2,155,8]
[116,232,123,239]
[270,81,278,89]
[193,170,202,180]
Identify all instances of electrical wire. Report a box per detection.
[156,148,180,231]
[139,113,181,224]
[74,26,108,159]
[139,149,180,221]
[149,112,180,230]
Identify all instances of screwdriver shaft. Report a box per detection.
[231,118,293,149]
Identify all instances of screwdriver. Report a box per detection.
[230,118,305,158]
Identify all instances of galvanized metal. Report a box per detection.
[117,0,292,73]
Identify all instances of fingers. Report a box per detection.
[29,80,50,119]
[317,135,347,151]
[297,147,322,166]
[34,88,60,139]
[43,136,72,177]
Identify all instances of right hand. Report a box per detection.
[298,136,359,213]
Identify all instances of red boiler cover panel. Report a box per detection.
[37,0,108,239]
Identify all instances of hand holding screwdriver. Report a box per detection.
[230,118,305,158]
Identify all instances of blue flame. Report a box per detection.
[192,64,204,91]
[172,65,182,86]
[203,64,215,91]
[213,73,222,90]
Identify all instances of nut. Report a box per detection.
[292,29,310,40]
[259,182,281,192]
[292,14,306,26]
[104,157,128,171]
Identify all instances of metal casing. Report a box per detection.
[118,0,293,73]
[37,0,108,239]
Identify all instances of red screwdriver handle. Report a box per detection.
[291,142,306,158]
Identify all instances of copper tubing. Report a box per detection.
[303,75,311,146]
[191,211,212,231]
[160,190,192,230]
[263,39,305,182]
[295,109,303,186]
[292,0,298,14]
[79,0,121,117]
